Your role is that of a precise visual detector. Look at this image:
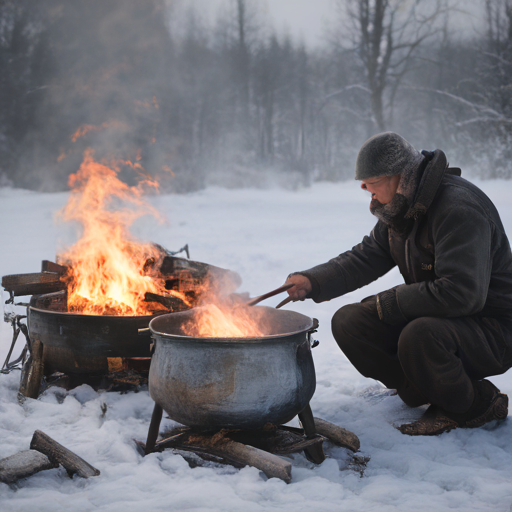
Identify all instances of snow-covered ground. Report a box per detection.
[1,179,512,511]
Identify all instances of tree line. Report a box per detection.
[1,0,512,192]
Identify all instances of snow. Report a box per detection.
[1,179,512,511]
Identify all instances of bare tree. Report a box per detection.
[340,0,449,131]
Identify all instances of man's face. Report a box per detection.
[360,175,400,206]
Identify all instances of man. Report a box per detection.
[285,132,512,435]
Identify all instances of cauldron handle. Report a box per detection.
[307,318,320,349]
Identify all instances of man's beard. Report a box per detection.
[370,197,384,214]
[369,193,414,236]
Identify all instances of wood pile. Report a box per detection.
[0,430,100,485]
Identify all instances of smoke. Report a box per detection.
[15,0,173,191]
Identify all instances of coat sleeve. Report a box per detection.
[297,221,397,303]
[377,202,493,325]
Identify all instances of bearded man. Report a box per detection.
[285,132,512,435]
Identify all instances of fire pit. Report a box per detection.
[2,252,241,397]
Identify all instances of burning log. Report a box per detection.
[30,430,100,478]
[0,450,55,484]
[41,260,68,275]
[143,292,189,311]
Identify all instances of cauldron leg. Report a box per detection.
[145,403,163,455]
[298,404,326,464]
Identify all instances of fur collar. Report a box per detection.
[371,149,448,236]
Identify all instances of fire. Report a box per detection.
[57,149,188,316]
[183,294,264,338]
[71,121,128,142]
[54,148,263,334]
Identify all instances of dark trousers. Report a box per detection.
[331,299,512,413]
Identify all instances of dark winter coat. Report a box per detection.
[299,150,512,325]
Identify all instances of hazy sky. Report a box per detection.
[181,0,336,47]
[184,0,486,47]
[260,0,335,46]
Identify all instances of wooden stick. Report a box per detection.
[0,450,55,484]
[144,292,188,310]
[156,430,292,483]
[30,430,100,478]
[246,283,294,306]
[313,417,360,452]
[19,339,44,399]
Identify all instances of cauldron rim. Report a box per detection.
[28,306,164,320]
[149,305,314,344]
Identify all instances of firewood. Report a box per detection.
[154,430,292,483]
[41,260,68,274]
[19,339,44,399]
[30,430,100,478]
[226,427,325,456]
[1,272,65,296]
[0,450,55,484]
[144,292,188,311]
[313,417,360,452]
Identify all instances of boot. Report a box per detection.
[398,379,508,436]
[397,405,458,436]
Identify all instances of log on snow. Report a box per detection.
[0,449,55,484]
[313,417,360,452]
[156,430,292,483]
[30,430,100,478]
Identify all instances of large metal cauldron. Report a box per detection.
[148,306,317,430]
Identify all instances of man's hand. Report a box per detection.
[284,274,312,301]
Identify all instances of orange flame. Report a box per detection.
[57,149,188,316]
[71,121,128,142]
[182,291,264,338]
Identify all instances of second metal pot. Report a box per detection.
[148,306,317,430]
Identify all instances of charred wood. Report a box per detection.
[150,429,292,483]
[18,339,44,399]
[144,292,189,311]
[31,290,68,312]
[226,426,324,456]
[170,448,244,469]
[0,450,56,484]
[2,272,66,297]
[41,261,68,275]
[30,430,100,478]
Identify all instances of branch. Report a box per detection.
[408,85,512,125]
[317,84,371,112]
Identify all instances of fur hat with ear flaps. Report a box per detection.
[355,132,424,180]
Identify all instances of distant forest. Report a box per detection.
[1,0,512,191]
